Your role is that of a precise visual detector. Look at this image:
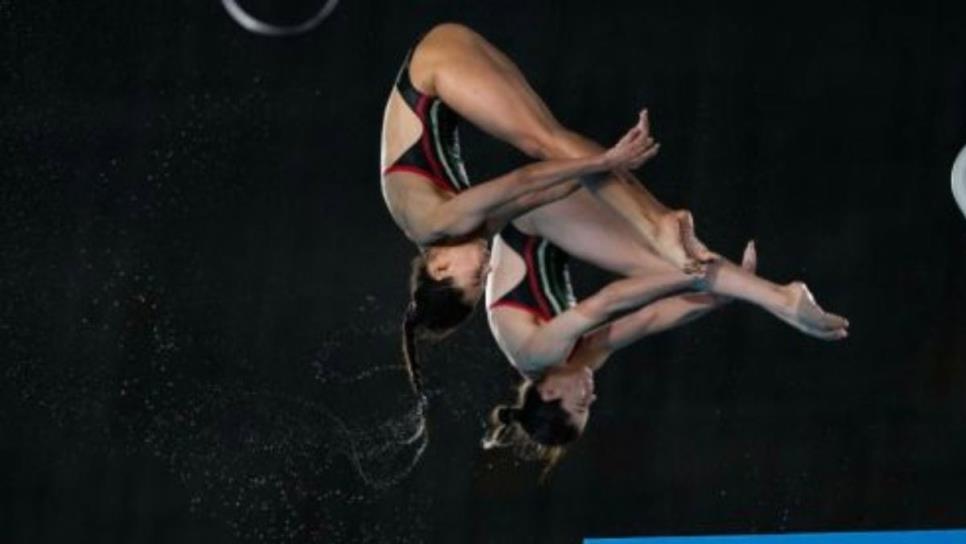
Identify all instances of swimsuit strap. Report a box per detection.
[491,224,576,321]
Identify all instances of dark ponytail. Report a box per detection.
[400,254,476,398]
[401,303,424,397]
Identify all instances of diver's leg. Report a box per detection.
[703,262,850,340]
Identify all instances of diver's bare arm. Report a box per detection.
[515,272,699,373]
[483,178,584,233]
[421,122,657,242]
[583,293,723,369]
[421,157,604,242]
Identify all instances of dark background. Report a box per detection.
[2,0,965,542]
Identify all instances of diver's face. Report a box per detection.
[426,239,491,304]
[537,364,597,432]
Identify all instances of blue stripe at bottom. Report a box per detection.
[585,530,966,544]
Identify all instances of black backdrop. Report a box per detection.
[2,1,965,543]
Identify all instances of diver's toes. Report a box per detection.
[825,313,848,330]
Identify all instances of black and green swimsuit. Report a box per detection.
[382,48,472,194]
[490,224,577,322]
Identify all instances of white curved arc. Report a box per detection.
[953,144,966,220]
[221,0,340,37]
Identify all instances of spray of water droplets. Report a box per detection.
[3,297,440,542]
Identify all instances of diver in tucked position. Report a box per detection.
[382,24,717,386]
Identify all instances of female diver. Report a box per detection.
[382,24,716,385]
[481,240,761,454]
[480,199,848,462]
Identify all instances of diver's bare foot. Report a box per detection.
[652,210,717,274]
[774,282,849,340]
